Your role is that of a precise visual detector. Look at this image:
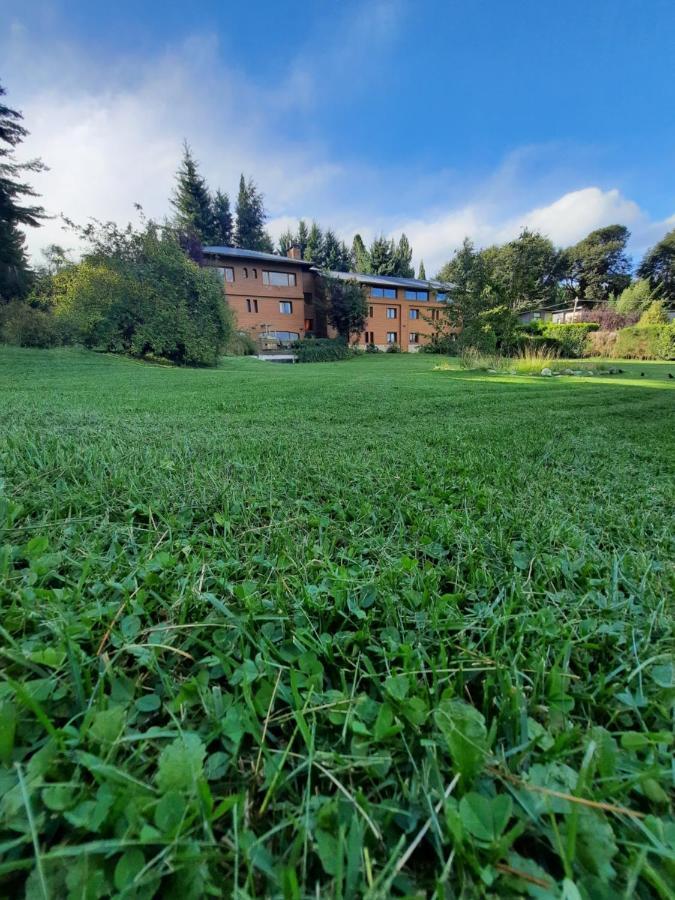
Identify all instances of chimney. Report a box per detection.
[287,243,302,260]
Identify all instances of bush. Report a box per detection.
[420,334,459,354]
[226,331,258,356]
[538,322,598,358]
[385,342,401,353]
[638,300,670,325]
[0,302,61,347]
[614,325,675,360]
[578,306,640,330]
[616,278,653,314]
[294,338,355,363]
[586,330,618,358]
[365,342,380,353]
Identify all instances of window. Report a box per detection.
[405,289,428,300]
[431,309,440,321]
[368,305,374,317]
[245,299,259,313]
[386,308,397,319]
[387,331,397,344]
[274,331,299,342]
[364,331,374,344]
[243,267,248,278]
[409,332,419,344]
[279,301,293,314]
[252,268,257,278]
[409,308,419,319]
[263,270,296,287]
[436,292,448,302]
[304,318,314,332]
[371,287,396,298]
[212,266,234,282]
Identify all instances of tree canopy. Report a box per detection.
[170,142,215,244]
[561,224,631,302]
[234,175,273,252]
[324,276,368,340]
[637,228,675,302]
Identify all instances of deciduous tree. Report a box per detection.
[637,228,675,303]
[324,276,367,340]
[561,224,631,303]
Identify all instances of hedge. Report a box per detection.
[614,325,675,360]
[293,338,355,363]
[538,322,599,358]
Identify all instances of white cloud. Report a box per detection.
[3,15,673,275]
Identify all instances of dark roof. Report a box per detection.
[321,269,454,293]
[202,246,314,267]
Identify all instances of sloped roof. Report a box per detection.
[202,246,314,267]
[321,269,454,292]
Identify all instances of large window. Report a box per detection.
[263,270,296,287]
[274,331,299,342]
[409,332,419,344]
[279,301,293,314]
[386,331,397,344]
[409,308,419,319]
[386,307,397,319]
[371,287,396,298]
[405,289,428,300]
[212,266,234,283]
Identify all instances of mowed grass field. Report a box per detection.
[0,347,673,899]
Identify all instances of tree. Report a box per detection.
[322,229,351,271]
[0,81,47,301]
[277,228,295,256]
[305,222,325,267]
[352,234,370,273]
[616,278,653,314]
[234,174,273,251]
[638,300,670,325]
[434,238,494,337]
[418,260,426,280]
[484,228,562,312]
[171,142,215,244]
[561,224,631,303]
[394,233,414,278]
[324,276,367,340]
[369,235,397,275]
[211,189,233,245]
[637,228,675,303]
[296,219,309,258]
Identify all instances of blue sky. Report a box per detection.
[2,0,674,272]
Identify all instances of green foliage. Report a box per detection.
[324,276,367,340]
[637,227,675,302]
[394,233,414,278]
[368,235,397,275]
[304,221,325,266]
[561,224,631,302]
[0,81,47,301]
[537,322,599,358]
[351,233,370,273]
[614,324,675,359]
[458,303,520,354]
[638,299,670,325]
[234,174,273,252]
[211,189,233,246]
[417,259,426,280]
[322,228,351,271]
[47,222,233,365]
[616,278,653,313]
[293,336,355,362]
[483,228,562,311]
[170,141,216,244]
[1,349,673,897]
[0,301,61,347]
[385,341,401,352]
[225,330,258,356]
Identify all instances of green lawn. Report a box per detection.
[1,347,673,898]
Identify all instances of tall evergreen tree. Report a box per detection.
[171,142,215,244]
[304,222,325,267]
[211,189,233,245]
[296,219,309,259]
[352,234,371,273]
[394,233,414,278]
[417,260,426,280]
[277,228,295,256]
[0,82,46,301]
[369,235,397,276]
[234,174,273,251]
[323,229,345,271]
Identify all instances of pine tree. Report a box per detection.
[305,222,325,267]
[234,174,271,251]
[369,235,397,276]
[277,228,295,256]
[418,260,426,280]
[0,81,46,301]
[211,189,233,246]
[394,233,414,278]
[171,141,215,244]
[296,220,309,258]
[323,229,345,270]
[352,234,370,273]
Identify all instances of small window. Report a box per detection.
[279,301,293,314]
[245,299,259,313]
[371,287,396,298]
[263,270,296,287]
[386,308,397,319]
[387,331,397,344]
[243,267,248,278]
[409,332,419,344]
[368,305,374,317]
[252,268,257,278]
[409,308,419,319]
[405,289,427,300]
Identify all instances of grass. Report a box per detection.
[0,346,673,898]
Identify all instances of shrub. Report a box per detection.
[538,322,598,358]
[226,331,258,356]
[365,342,380,353]
[578,306,640,330]
[638,300,670,325]
[419,333,458,354]
[294,337,355,363]
[385,342,401,353]
[616,278,653,313]
[0,301,61,347]
[614,324,675,360]
[586,330,618,358]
